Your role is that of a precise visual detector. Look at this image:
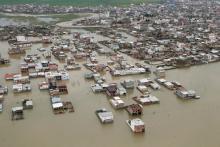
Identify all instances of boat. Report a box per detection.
[126,118,145,133]
[95,108,114,124]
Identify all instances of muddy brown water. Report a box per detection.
[0,34,220,147]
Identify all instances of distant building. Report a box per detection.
[16,36,28,43]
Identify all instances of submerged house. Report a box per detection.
[95,108,114,124]
[12,84,31,93]
[22,99,33,110]
[175,88,200,99]
[133,94,160,105]
[137,78,152,86]
[106,83,118,96]
[13,75,30,84]
[11,106,24,120]
[45,71,69,81]
[126,118,145,133]
[0,85,8,95]
[8,47,26,55]
[0,54,10,65]
[109,96,125,109]
[154,67,166,78]
[50,96,64,114]
[126,104,143,115]
[121,79,135,89]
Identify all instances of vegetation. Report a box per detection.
[0,0,164,6]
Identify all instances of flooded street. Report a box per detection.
[0,31,220,147]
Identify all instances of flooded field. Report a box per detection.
[0,18,29,26]
[0,13,84,26]
[0,30,220,147]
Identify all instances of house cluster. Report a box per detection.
[11,99,33,120]
[0,4,103,14]
[0,1,212,133]
[0,25,53,41]
[155,78,200,99]
[3,48,76,117]
[71,0,220,70]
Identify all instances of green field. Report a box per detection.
[0,0,164,6]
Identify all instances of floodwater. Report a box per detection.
[0,13,61,26]
[36,17,58,23]
[0,18,29,26]
[0,32,220,147]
